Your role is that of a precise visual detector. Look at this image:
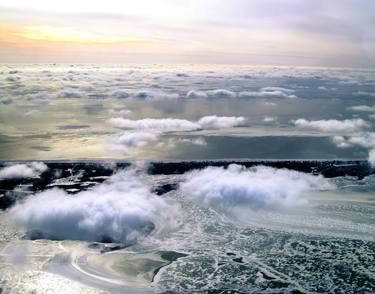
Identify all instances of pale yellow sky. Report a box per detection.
[0,0,374,66]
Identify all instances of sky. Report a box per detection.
[0,0,374,67]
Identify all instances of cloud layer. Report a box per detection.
[348,104,375,112]
[239,87,297,99]
[333,132,375,165]
[108,118,201,132]
[108,116,245,132]
[293,118,369,133]
[107,115,245,153]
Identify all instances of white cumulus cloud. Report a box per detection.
[108,116,245,132]
[108,131,159,153]
[180,165,333,211]
[107,118,201,132]
[0,162,48,180]
[332,132,375,166]
[9,170,178,243]
[197,115,245,129]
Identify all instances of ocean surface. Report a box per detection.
[1,64,375,293]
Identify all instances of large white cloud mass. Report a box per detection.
[180,165,333,211]
[108,116,245,131]
[293,118,369,133]
[0,162,48,179]
[9,170,178,243]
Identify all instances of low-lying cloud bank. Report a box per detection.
[180,165,333,211]
[9,170,178,243]
[0,162,48,180]
[134,90,179,100]
[293,118,368,133]
[353,91,375,97]
[239,87,296,99]
[110,89,178,100]
[186,89,236,99]
[186,87,296,99]
[293,117,375,165]
[333,132,375,166]
[206,89,237,99]
[348,104,375,112]
[108,116,245,132]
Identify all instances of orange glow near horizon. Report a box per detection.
[12,26,143,44]
[0,0,373,66]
